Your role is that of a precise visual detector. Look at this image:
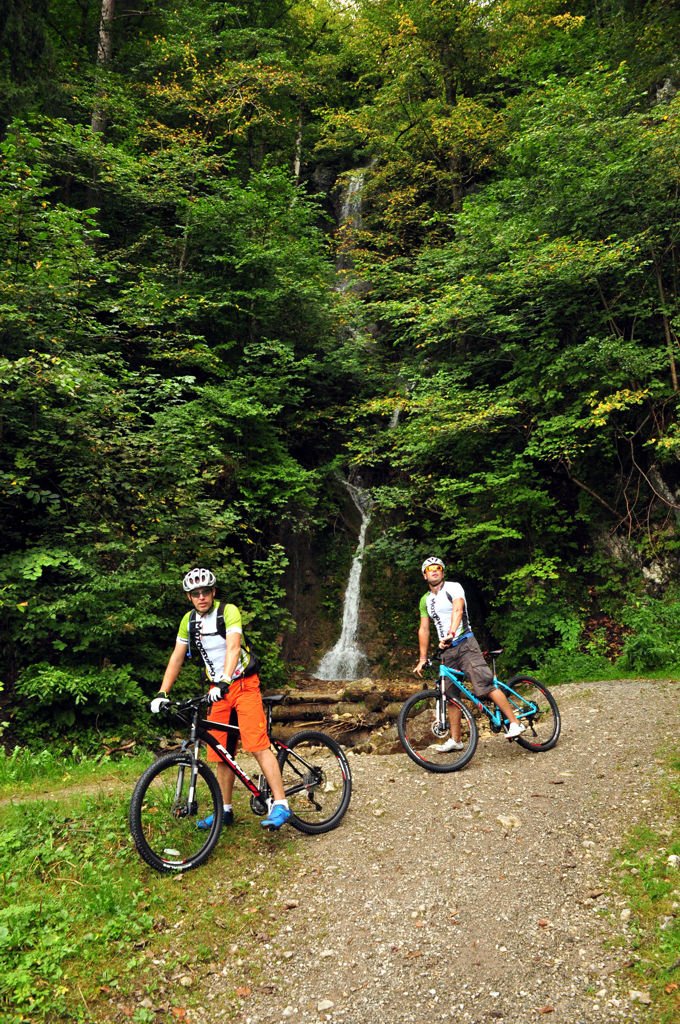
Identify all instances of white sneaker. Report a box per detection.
[430,737,465,752]
[505,721,526,739]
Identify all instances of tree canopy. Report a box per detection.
[1,0,679,745]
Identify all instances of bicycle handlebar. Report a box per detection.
[176,694,212,709]
[153,694,211,720]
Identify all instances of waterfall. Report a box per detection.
[335,166,373,293]
[339,169,367,229]
[313,166,376,680]
[314,483,372,681]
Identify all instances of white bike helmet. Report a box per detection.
[182,567,216,592]
[421,556,445,574]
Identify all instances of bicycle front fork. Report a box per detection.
[434,692,450,737]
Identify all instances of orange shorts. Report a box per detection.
[206,674,270,758]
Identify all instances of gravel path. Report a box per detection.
[194,679,679,1024]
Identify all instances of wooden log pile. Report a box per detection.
[265,678,423,752]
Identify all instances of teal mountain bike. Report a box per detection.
[397,651,561,774]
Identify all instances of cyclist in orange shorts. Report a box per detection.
[151,568,291,831]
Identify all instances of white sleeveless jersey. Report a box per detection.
[419,581,470,642]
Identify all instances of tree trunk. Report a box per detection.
[91,0,116,134]
[293,113,303,184]
[655,262,679,392]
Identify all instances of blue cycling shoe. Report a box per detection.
[260,804,291,830]
[197,809,234,830]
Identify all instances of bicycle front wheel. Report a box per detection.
[277,730,352,834]
[129,752,223,873]
[505,676,561,752]
[397,691,478,773]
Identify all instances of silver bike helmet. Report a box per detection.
[182,567,216,592]
[421,556,445,574]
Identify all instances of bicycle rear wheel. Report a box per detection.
[129,752,223,872]
[277,730,352,834]
[504,676,561,752]
[397,690,478,773]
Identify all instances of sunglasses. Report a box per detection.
[424,565,443,574]
[190,587,214,598]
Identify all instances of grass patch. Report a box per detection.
[611,751,680,1023]
[0,745,154,800]
[0,760,297,1023]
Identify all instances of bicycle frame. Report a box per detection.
[172,698,324,809]
[435,662,539,731]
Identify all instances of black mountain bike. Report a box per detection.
[129,694,352,873]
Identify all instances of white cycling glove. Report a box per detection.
[208,684,223,702]
[150,694,170,714]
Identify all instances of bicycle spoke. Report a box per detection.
[397,692,478,773]
[130,753,222,872]
[504,677,561,752]
[277,731,352,834]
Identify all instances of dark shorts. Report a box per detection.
[442,636,494,697]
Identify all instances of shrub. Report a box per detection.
[13,663,145,746]
[537,646,618,684]
[619,594,680,673]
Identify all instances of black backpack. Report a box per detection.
[187,601,261,678]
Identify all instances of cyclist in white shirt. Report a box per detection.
[151,568,291,831]
[414,557,525,750]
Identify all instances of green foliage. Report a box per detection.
[0,775,299,1024]
[17,662,141,707]
[0,794,150,1022]
[537,645,621,686]
[14,663,143,735]
[340,29,680,660]
[532,594,680,681]
[0,745,147,794]
[0,70,348,710]
[619,594,680,673]
[1,0,680,706]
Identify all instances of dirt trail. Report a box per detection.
[193,679,679,1024]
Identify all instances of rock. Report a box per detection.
[317,998,335,1011]
[496,814,522,829]
[629,990,652,1005]
[342,680,374,697]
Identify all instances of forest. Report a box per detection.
[1,0,679,750]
